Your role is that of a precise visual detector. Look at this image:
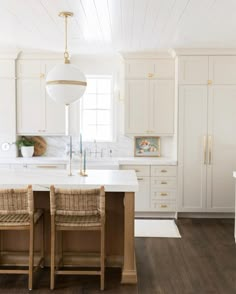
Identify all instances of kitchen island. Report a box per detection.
[234,172,236,243]
[0,168,138,284]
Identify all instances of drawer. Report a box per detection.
[120,165,150,177]
[151,190,176,201]
[151,200,176,211]
[151,177,176,189]
[151,166,177,177]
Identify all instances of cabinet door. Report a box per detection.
[178,56,209,85]
[149,80,174,134]
[153,59,174,79]
[125,60,154,79]
[178,86,208,212]
[44,60,65,134]
[0,80,16,136]
[125,80,149,134]
[17,78,45,134]
[207,86,236,211]
[135,176,150,211]
[209,56,236,85]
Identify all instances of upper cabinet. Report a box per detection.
[209,56,236,84]
[123,56,175,136]
[178,56,209,85]
[17,57,66,135]
[125,58,174,79]
[178,54,236,85]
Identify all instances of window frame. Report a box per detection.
[80,74,115,143]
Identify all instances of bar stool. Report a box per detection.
[50,186,105,290]
[0,185,44,290]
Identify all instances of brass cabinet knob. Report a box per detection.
[148,73,154,78]
[207,80,212,85]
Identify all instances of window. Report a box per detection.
[80,75,113,142]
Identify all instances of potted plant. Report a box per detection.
[16,137,35,158]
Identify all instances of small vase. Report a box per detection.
[21,146,34,158]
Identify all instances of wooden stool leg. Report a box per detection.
[29,219,34,290]
[50,216,56,290]
[41,214,45,267]
[100,224,105,291]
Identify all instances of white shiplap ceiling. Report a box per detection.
[0,0,236,54]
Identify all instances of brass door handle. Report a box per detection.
[208,135,212,165]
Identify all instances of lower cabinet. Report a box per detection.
[120,164,177,214]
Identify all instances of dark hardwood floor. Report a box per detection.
[0,219,235,294]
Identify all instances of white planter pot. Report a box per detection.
[21,146,34,158]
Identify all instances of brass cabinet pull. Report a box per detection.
[137,177,143,181]
[135,169,140,172]
[160,204,167,208]
[161,181,167,184]
[208,135,212,165]
[203,135,207,164]
[40,73,45,78]
[160,193,168,196]
[148,73,153,78]
[161,169,167,173]
[37,165,58,168]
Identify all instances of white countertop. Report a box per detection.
[0,169,138,193]
[0,156,177,166]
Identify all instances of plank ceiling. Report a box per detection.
[0,0,236,54]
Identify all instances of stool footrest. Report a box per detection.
[56,269,101,275]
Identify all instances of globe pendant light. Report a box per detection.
[46,12,87,105]
[46,12,87,177]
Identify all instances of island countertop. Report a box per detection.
[0,168,139,192]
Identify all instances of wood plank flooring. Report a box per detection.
[0,219,235,294]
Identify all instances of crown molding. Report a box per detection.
[120,50,173,59]
[171,48,236,57]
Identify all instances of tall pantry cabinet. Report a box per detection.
[177,51,236,212]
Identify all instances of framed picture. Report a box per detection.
[134,136,160,157]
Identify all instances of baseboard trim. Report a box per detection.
[178,212,234,219]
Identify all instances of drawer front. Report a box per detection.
[151,190,176,201]
[151,166,177,177]
[120,165,150,177]
[151,177,176,189]
[151,200,176,211]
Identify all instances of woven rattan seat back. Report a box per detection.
[50,186,105,217]
[0,185,33,215]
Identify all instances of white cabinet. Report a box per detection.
[178,85,236,212]
[125,79,174,135]
[0,57,17,158]
[178,56,209,85]
[209,56,236,85]
[17,59,66,135]
[178,86,208,211]
[124,57,175,136]
[125,59,174,79]
[120,164,177,214]
[120,165,150,212]
[125,80,149,134]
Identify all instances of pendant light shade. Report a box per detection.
[46,63,87,105]
[45,11,87,105]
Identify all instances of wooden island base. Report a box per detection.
[0,191,137,284]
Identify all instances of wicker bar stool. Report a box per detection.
[50,185,105,291]
[0,185,44,290]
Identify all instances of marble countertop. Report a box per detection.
[0,156,177,166]
[0,169,138,192]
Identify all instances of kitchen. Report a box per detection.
[0,1,236,293]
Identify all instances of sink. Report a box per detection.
[72,158,119,170]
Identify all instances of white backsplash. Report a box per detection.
[44,135,176,159]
